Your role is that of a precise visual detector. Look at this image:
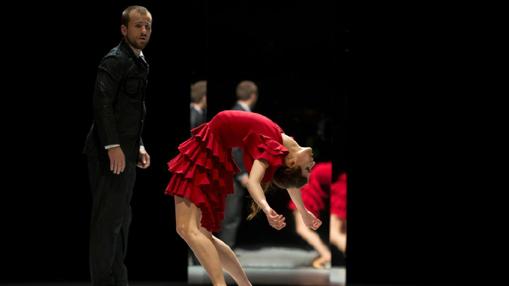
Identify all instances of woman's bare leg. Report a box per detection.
[174,196,226,286]
[203,230,252,286]
[293,211,331,268]
[330,214,347,253]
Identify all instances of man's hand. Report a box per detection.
[108,146,126,175]
[238,173,249,187]
[137,147,150,169]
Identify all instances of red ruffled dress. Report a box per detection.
[288,162,331,218]
[331,172,347,220]
[165,110,289,232]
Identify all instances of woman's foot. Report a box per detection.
[311,255,331,269]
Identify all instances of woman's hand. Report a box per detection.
[264,207,286,230]
[302,209,322,230]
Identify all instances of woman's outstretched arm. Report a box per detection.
[287,187,322,230]
[247,159,286,230]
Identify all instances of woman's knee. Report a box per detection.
[176,221,201,240]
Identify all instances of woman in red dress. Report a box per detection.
[330,172,347,255]
[165,110,321,286]
[288,162,331,268]
[288,163,347,268]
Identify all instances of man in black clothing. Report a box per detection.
[190,80,207,129]
[82,6,152,286]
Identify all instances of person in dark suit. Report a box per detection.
[218,80,258,248]
[190,80,207,129]
[82,6,152,286]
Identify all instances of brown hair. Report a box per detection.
[236,80,257,100]
[121,6,150,27]
[191,80,207,103]
[246,165,307,220]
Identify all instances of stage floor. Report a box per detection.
[189,246,345,285]
[1,247,346,286]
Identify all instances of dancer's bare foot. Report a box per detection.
[311,255,331,269]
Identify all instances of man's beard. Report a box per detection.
[127,36,146,50]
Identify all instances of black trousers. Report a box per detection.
[218,179,246,248]
[88,159,136,286]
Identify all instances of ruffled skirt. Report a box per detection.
[165,123,239,232]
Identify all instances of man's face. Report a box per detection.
[122,11,152,50]
[251,91,258,107]
[248,87,258,108]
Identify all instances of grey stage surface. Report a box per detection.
[188,246,345,285]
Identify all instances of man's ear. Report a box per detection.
[121,25,128,37]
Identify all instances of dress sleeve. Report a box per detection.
[242,131,289,182]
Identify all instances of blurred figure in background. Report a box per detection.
[190,80,207,129]
[330,172,347,254]
[289,162,347,268]
[219,80,259,249]
[289,162,331,268]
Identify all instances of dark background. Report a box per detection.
[1,0,345,283]
[5,1,494,286]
